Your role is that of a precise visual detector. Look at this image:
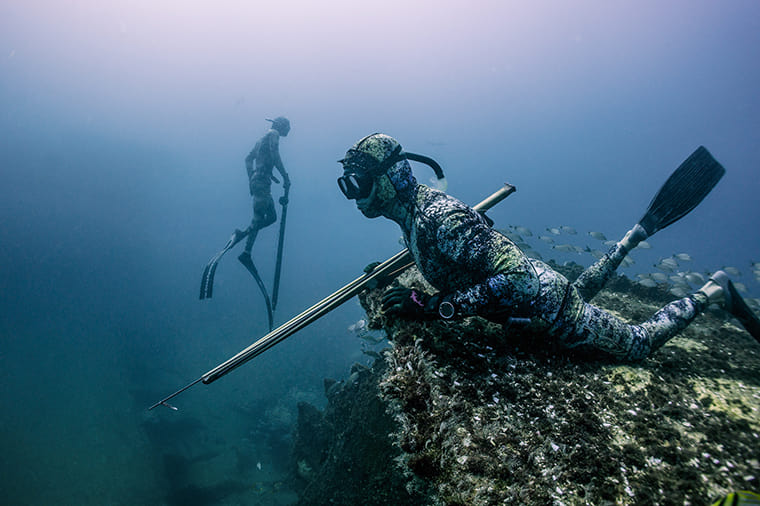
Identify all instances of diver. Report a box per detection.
[241,116,291,261]
[337,133,760,361]
[199,116,292,331]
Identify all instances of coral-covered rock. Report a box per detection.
[293,263,760,505]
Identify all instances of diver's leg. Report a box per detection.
[241,225,260,258]
[240,195,264,260]
[260,194,277,228]
[240,191,277,259]
[637,292,708,356]
[700,271,760,342]
[557,288,708,361]
[573,224,648,301]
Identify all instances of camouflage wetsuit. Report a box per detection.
[369,147,708,361]
[245,128,287,229]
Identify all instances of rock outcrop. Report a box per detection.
[292,263,759,505]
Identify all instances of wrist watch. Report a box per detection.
[438,300,455,319]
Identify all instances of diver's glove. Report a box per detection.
[381,287,456,321]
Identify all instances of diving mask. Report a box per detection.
[337,172,374,200]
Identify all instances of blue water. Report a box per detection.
[1,2,759,504]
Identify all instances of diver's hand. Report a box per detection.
[363,261,381,274]
[381,287,440,320]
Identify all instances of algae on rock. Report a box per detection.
[292,263,759,505]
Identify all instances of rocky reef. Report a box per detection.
[291,263,759,505]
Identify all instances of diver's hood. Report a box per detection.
[267,116,290,135]
[340,133,448,195]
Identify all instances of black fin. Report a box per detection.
[639,146,725,236]
[200,261,217,299]
[727,280,760,344]
[238,253,274,331]
[199,229,249,300]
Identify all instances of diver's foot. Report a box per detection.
[707,270,760,342]
[619,223,649,252]
[232,228,248,242]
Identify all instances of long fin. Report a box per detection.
[726,279,760,344]
[638,146,725,236]
[199,229,249,300]
[238,253,274,331]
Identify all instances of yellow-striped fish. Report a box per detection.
[712,490,760,506]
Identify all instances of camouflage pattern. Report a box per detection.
[573,241,630,301]
[343,133,400,171]
[354,135,709,361]
[244,126,289,241]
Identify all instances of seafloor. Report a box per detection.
[291,262,760,506]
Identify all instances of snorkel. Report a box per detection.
[404,152,448,192]
[338,133,448,201]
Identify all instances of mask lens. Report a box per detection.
[337,173,372,200]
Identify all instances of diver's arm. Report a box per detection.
[446,274,520,318]
[245,144,257,194]
[381,275,515,321]
[269,133,290,186]
[434,214,536,318]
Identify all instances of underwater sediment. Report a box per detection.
[291,263,759,505]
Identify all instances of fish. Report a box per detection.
[560,226,577,235]
[546,227,561,235]
[670,276,691,289]
[504,232,524,243]
[734,282,748,293]
[673,252,692,261]
[655,258,679,272]
[348,319,367,333]
[723,266,742,276]
[621,256,635,267]
[552,244,577,252]
[711,490,760,506]
[636,241,652,249]
[539,236,555,244]
[637,278,658,288]
[515,226,533,237]
[669,286,689,298]
[650,272,669,283]
[685,272,706,285]
[588,231,607,241]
